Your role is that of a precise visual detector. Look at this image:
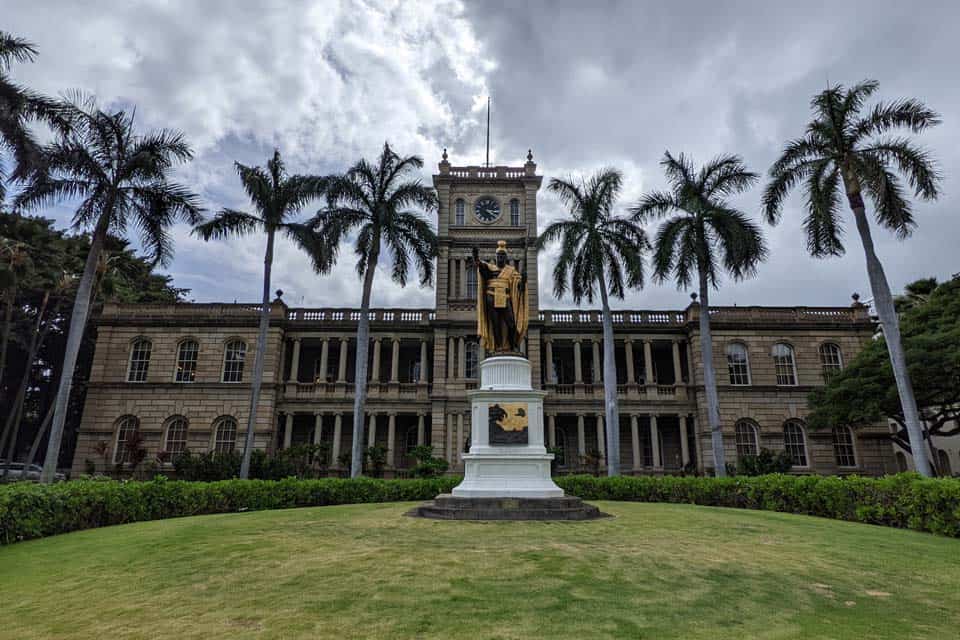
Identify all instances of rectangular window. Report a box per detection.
[223,341,246,383]
[455,199,465,226]
[176,341,199,382]
[773,344,797,386]
[510,199,520,225]
[127,340,151,382]
[832,427,856,467]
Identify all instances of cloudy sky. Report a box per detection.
[5,0,958,311]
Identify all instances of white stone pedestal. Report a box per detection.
[451,355,564,498]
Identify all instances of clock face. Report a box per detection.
[474,196,501,223]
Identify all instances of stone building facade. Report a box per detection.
[71,153,897,476]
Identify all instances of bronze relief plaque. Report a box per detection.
[489,402,529,445]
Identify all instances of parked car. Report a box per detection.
[0,461,66,482]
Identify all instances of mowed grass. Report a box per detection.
[2,502,958,640]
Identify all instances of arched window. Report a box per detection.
[819,343,843,376]
[163,416,189,457]
[937,449,952,476]
[127,338,152,382]
[213,416,238,453]
[222,340,247,382]
[734,419,760,459]
[113,415,140,464]
[725,343,751,385]
[895,451,908,472]
[510,198,520,225]
[772,343,798,386]
[175,339,199,382]
[455,198,465,225]
[465,260,477,298]
[782,420,808,467]
[465,342,479,379]
[831,426,856,467]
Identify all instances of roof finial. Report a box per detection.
[527,149,533,162]
[442,147,448,161]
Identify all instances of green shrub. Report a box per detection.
[1,473,958,545]
[733,449,794,476]
[409,445,449,478]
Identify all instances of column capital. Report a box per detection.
[313,410,322,416]
[543,336,553,344]
[387,411,397,417]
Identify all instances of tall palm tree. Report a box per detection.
[632,152,766,477]
[312,143,438,478]
[538,168,649,476]
[14,98,203,482]
[0,31,68,201]
[762,80,941,477]
[194,150,327,479]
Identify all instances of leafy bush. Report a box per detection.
[1,473,958,545]
[734,449,794,476]
[409,445,449,478]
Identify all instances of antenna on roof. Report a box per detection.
[485,96,490,168]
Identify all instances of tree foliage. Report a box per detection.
[808,277,960,450]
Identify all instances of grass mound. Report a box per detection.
[2,502,958,639]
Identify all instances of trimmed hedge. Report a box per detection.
[1,473,958,545]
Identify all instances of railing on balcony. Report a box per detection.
[286,308,436,323]
[539,304,868,326]
[443,165,530,179]
[539,309,686,326]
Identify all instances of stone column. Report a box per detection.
[446,414,455,463]
[596,414,606,464]
[390,338,400,382]
[574,340,583,383]
[680,414,690,467]
[458,337,466,379]
[577,414,586,459]
[672,340,683,385]
[367,412,377,448]
[625,339,635,383]
[459,258,467,297]
[337,338,348,382]
[544,339,554,383]
[319,338,329,381]
[650,414,661,469]
[643,340,655,385]
[370,338,382,381]
[447,337,455,379]
[387,413,396,467]
[456,413,464,465]
[419,340,429,383]
[417,413,425,445]
[332,413,342,466]
[547,414,556,448]
[290,338,302,382]
[630,414,641,470]
[283,413,294,449]
[592,340,602,383]
[313,412,323,445]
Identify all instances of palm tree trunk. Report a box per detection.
[350,241,379,478]
[0,290,49,477]
[0,271,17,390]
[39,208,112,483]
[597,277,620,476]
[239,227,275,479]
[844,179,932,477]
[698,265,726,477]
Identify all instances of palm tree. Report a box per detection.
[0,31,68,201]
[762,80,941,477]
[14,98,203,482]
[312,143,438,478]
[537,168,649,476]
[194,150,327,479]
[632,152,766,477]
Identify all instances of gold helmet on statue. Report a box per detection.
[496,240,507,254]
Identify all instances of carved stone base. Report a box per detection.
[406,494,610,521]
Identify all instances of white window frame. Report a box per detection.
[725,342,752,385]
[831,425,857,468]
[454,199,465,226]
[175,339,199,383]
[126,338,152,383]
[510,198,520,226]
[819,342,843,377]
[783,420,809,467]
[734,419,760,459]
[163,416,189,458]
[212,416,238,453]
[113,415,140,464]
[222,339,247,383]
[772,342,798,386]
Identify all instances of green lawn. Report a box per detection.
[1,502,957,639]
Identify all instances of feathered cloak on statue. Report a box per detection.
[476,261,529,353]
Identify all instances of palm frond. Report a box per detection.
[0,32,37,68]
[192,209,262,240]
[801,160,845,257]
[629,190,677,222]
[856,154,915,238]
[860,138,940,200]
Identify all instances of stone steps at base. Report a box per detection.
[406,494,610,521]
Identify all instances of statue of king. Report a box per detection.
[473,240,529,354]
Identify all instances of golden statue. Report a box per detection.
[473,240,529,353]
